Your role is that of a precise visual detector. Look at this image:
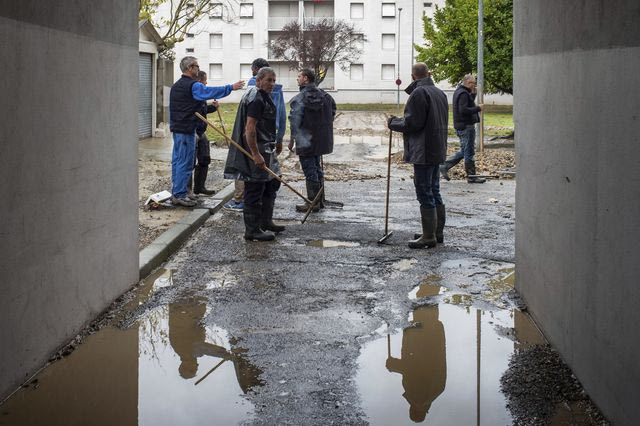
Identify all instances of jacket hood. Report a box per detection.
[405,77,435,94]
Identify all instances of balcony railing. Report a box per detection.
[268,16,296,30]
[303,17,334,27]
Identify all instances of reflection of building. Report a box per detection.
[385,285,446,422]
[153,0,507,105]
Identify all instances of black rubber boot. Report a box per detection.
[436,204,446,243]
[194,165,215,195]
[439,157,460,181]
[465,161,486,184]
[296,180,323,212]
[244,204,275,241]
[261,196,285,233]
[408,207,437,249]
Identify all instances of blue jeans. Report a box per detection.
[450,126,476,163]
[413,164,443,209]
[299,155,323,182]
[171,132,196,198]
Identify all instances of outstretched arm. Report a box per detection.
[192,80,244,101]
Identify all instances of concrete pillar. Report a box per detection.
[0,0,139,399]
[514,1,640,424]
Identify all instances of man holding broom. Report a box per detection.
[223,67,284,241]
[387,63,449,249]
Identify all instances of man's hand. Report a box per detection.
[477,103,483,111]
[288,140,295,153]
[232,80,245,90]
[276,142,283,155]
[253,152,266,170]
[387,116,396,129]
[208,100,219,108]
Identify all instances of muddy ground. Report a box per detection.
[138,110,514,250]
[2,136,607,425]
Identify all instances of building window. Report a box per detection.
[350,3,364,19]
[186,33,194,38]
[381,64,395,80]
[240,33,254,49]
[186,48,194,53]
[210,63,223,80]
[350,64,363,81]
[240,64,253,79]
[381,34,395,50]
[351,33,364,50]
[210,33,222,49]
[382,3,396,17]
[424,2,433,7]
[240,3,254,18]
[210,3,222,18]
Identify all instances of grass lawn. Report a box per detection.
[204,103,513,143]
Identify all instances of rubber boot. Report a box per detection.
[408,207,437,249]
[436,204,446,243]
[414,204,446,242]
[296,180,323,212]
[439,157,460,181]
[261,196,285,233]
[244,203,275,241]
[465,161,486,184]
[194,165,215,195]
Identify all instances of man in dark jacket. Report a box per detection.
[223,67,283,241]
[169,56,244,207]
[439,74,486,184]
[191,70,218,196]
[388,63,449,249]
[288,68,336,212]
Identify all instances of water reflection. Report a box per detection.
[0,269,261,426]
[357,298,543,425]
[385,285,446,422]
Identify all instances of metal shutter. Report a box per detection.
[138,53,153,138]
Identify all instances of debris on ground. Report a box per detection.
[500,345,610,426]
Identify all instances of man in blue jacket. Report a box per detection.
[224,58,286,211]
[169,56,244,207]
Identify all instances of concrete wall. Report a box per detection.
[0,0,139,400]
[514,1,640,424]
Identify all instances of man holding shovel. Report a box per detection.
[387,63,448,249]
[223,67,284,241]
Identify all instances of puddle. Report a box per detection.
[306,239,361,248]
[0,270,261,425]
[408,275,446,300]
[329,134,403,162]
[356,303,546,425]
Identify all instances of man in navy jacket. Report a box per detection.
[169,56,244,207]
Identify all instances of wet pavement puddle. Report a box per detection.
[306,239,361,248]
[356,280,547,425]
[0,269,261,426]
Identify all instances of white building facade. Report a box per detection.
[160,0,511,104]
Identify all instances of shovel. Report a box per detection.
[378,130,394,244]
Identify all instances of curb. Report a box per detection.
[139,182,235,279]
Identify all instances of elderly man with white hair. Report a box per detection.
[168,56,244,207]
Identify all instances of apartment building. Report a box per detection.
[161,0,510,104]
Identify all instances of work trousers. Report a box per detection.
[413,164,443,209]
[299,155,324,182]
[172,132,196,198]
[244,179,280,206]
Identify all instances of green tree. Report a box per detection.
[139,0,238,60]
[416,0,512,94]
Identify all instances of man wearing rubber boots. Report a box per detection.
[223,68,283,241]
[288,68,336,213]
[387,63,448,249]
[439,74,486,184]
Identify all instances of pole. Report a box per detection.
[477,0,485,152]
[396,7,403,109]
[411,0,415,65]
[476,309,481,426]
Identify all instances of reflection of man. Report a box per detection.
[168,299,261,393]
[385,286,446,422]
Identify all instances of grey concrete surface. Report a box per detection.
[0,1,138,400]
[514,1,640,424]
